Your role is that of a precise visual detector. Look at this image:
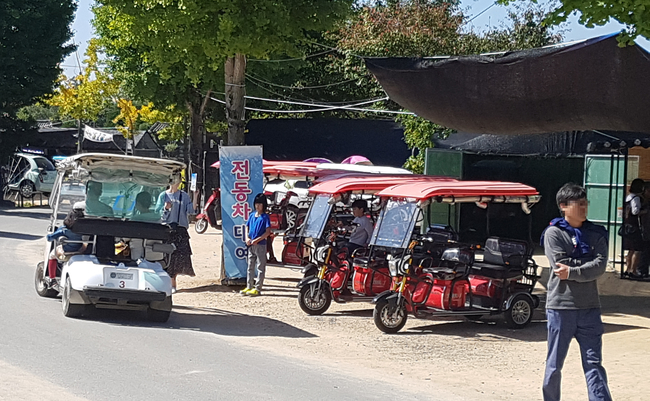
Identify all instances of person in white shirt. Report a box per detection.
[346,199,374,255]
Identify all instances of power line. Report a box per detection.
[208,94,414,115]
[468,2,498,23]
[246,73,358,90]
[247,49,336,62]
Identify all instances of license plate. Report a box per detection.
[104,268,139,289]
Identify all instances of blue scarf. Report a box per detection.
[540,218,601,258]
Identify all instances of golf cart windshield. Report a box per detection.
[370,199,418,249]
[301,194,333,239]
[54,168,169,221]
[85,179,166,221]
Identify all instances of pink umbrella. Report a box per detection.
[341,155,373,165]
[303,157,333,164]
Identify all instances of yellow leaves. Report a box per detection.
[46,39,119,122]
[113,99,139,139]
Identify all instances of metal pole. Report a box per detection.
[613,153,625,271]
[620,149,629,274]
[606,153,614,269]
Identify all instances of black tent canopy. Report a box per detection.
[365,34,650,135]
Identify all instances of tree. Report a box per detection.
[93,0,352,204]
[501,0,650,44]
[335,1,564,172]
[94,0,352,141]
[47,39,120,125]
[0,0,76,162]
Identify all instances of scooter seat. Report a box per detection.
[471,261,523,279]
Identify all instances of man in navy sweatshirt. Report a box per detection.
[541,183,612,401]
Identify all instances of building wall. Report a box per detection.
[628,147,650,180]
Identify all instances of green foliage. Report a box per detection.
[500,0,650,44]
[16,104,61,122]
[0,0,76,115]
[93,0,353,142]
[47,40,120,122]
[397,114,453,173]
[0,0,75,163]
[334,1,564,172]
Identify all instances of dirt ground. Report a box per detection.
[174,228,649,401]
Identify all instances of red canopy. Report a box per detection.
[377,180,539,201]
[309,175,455,195]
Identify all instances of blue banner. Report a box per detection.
[219,146,264,279]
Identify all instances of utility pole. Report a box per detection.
[77,119,83,154]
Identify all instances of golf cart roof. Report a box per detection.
[265,162,414,180]
[377,180,540,202]
[309,175,456,195]
[56,153,186,175]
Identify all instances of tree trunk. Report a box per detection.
[225,53,246,146]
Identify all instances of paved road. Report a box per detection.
[0,208,448,401]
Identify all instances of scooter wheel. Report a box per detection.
[374,299,407,334]
[298,284,331,315]
[504,294,534,329]
[194,218,209,234]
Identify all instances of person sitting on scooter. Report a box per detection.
[345,199,374,255]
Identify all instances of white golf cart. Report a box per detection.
[34,153,185,322]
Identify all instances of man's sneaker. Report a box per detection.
[239,288,252,295]
[248,289,261,297]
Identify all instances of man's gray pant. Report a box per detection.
[247,244,267,291]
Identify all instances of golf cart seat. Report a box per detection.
[55,236,90,262]
[471,237,531,279]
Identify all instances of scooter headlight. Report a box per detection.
[315,245,330,263]
[388,255,409,276]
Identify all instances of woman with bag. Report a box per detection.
[622,178,644,277]
[156,178,196,292]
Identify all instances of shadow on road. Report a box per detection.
[92,305,317,338]
[170,305,317,338]
[0,230,43,241]
[601,295,650,320]
[403,313,646,341]
[0,208,51,220]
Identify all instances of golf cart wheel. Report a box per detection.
[147,308,171,323]
[194,218,209,234]
[62,276,92,318]
[504,294,534,329]
[19,180,35,198]
[34,262,58,298]
[285,206,299,231]
[374,299,407,334]
[298,284,331,315]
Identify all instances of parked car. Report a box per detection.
[5,153,56,197]
[264,178,311,230]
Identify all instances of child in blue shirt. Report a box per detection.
[241,194,272,296]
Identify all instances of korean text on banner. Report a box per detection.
[219,146,263,279]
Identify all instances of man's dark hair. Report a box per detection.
[556,183,587,210]
[253,193,268,210]
[351,199,368,213]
